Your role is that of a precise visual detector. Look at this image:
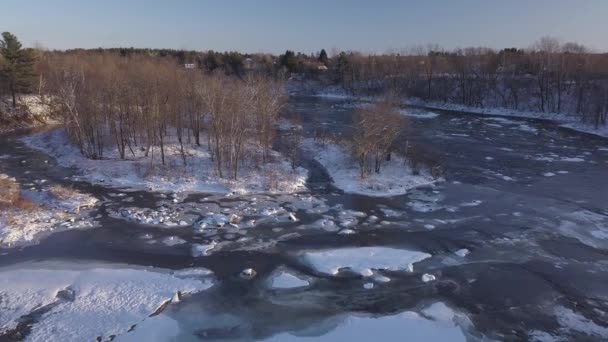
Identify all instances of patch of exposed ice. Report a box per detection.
[263,302,469,342]
[300,247,432,276]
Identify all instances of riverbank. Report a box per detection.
[0,173,98,248]
[301,138,438,196]
[22,128,308,195]
[309,89,608,139]
[0,95,56,134]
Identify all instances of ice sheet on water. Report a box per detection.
[299,247,432,276]
[263,302,468,342]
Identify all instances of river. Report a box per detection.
[1,96,608,341]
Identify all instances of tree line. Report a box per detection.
[323,38,608,128]
[38,52,285,179]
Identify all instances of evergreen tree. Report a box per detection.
[0,32,36,108]
[318,49,328,65]
[279,50,297,72]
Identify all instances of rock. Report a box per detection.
[56,287,76,302]
[240,268,257,279]
[229,214,242,224]
[172,291,182,303]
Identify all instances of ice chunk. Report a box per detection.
[268,269,310,289]
[300,247,432,276]
[454,249,470,257]
[192,242,216,257]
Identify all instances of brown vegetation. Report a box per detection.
[39,53,287,179]
[351,99,405,178]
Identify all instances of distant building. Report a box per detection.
[244,58,254,70]
[184,63,196,69]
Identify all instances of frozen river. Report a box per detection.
[1,96,608,341]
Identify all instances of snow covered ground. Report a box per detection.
[22,128,308,195]
[0,261,214,341]
[0,176,99,247]
[301,138,437,196]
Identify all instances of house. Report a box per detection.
[184,63,196,69]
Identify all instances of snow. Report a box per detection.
[263,302,469,342]
[0,185,99,248]
[299,247,432,276]
[267,268,310,289]
[22,128,308,195]
[301,139,438,196]
[0,261,213,341]
[543,172,556,177]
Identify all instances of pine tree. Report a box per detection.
[318,49,328,65]
[0,32,36,108]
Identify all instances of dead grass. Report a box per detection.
[0,176,20,206]
[48,184,78,201]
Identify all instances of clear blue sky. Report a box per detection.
[2,0,606,54]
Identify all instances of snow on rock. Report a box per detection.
[301,139,437,197]
[267,268,310,289]
[363,282,374,289]
[240,268,257,279]
[421,273,436,282]
[0,261,213,341]
[22,128,308,195]
[299,247,432,276]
